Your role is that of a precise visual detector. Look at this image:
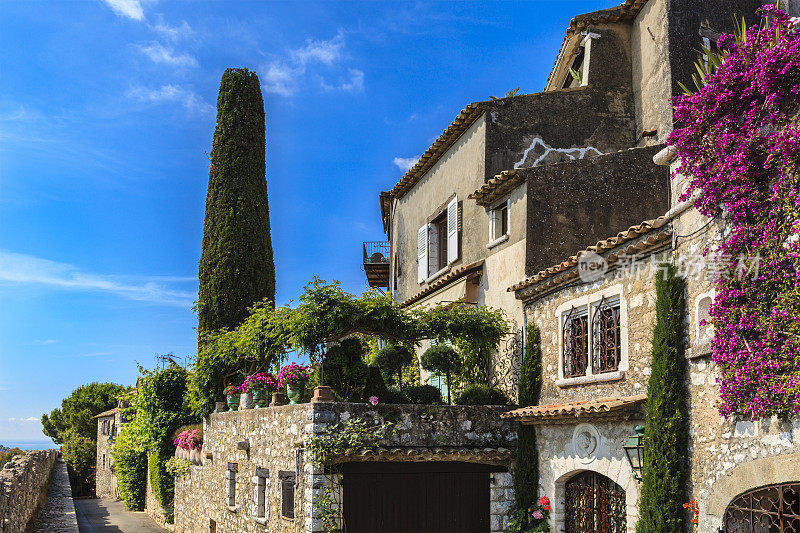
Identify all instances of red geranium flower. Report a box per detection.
[539,496,550,506]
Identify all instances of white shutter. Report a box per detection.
[447,196,458,264]
[417,225,428,283]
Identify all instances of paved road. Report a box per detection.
[75,499,166,533]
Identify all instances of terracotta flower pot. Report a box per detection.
[270,392,287,407]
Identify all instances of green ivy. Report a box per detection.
[165,457,192,477]
[113,431,147,511]
[514,325,543,514]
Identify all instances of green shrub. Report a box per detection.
[637,264,689,533]
[420,345,461,403]
[374,344,414,390]
[318,338,370,401]
[114,445,147,511]
[381,387,409,404]
[514,325,543,512]
[61,431,96,497]
[165,457,192,477]
[454,384,510,406]
[363,364,390,401]
[149,450,174,523]
[404,385,443,405]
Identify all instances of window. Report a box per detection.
[101,419,109,435]
[279,471,296,519]
[489,201,508,242]
[253,468,269,522]
[226,463,238,508]
[562,47,585,88]
[559,291,624,384]
[417,196,458,283]
[102,454,106,469]
[696,291,715,343]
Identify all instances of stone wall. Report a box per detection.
[0,449,57,532]
[95,412,120,500]
[174,403,516,533]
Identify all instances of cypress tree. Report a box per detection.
[198,68,275,337]
[636,263,689,533]
[514,325,543,510]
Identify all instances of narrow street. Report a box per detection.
[75,499,166,533]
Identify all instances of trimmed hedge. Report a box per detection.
[514,325,543,511]
[454,384,510,406]
[115,447,147,511]
[404,384,443,405]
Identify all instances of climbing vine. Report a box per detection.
[669,6,800,418]
[306,418,391,532]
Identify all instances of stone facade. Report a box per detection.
[173,403,516,533]
[0,449,57,532]
[95,409,121,500]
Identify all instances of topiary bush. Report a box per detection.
[420,344,461,403]
[404,385,443,405]
[374,344,414,391]
[514,325,543,515]
[363,364,390,401]
[380,387,409,404]
[318,338,369,401]
[454,384,510,406]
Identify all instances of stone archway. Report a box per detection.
[553,465,639,533]
[703,452,800,532]
[564,471,626,532]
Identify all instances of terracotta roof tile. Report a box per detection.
[331,446,513,466]
[389,104,485,199]
[501,394,647,425]
[400,260,484,308]
[508,217,671,297]
[468,169,524,206]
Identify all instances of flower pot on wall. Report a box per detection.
[270,392,287,407]
[240,392,254,410]
[286,385,302,405]
[226,394,240,411]
[189,448,201,464]
[251,388,267,408]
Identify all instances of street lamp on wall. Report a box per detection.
[623,425,645,481]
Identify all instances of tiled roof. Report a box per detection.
[389,103,485,199]
[546,0,651,89]
[501,395,647,425]
[508,217,671,297]
[400,260,484,308]
[330,446,513,466]
[468,169,525,207]
[94,408,118,419]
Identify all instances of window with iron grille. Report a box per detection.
[723,483,800,532]
[226,463,238,507]
[592,296,621,374]
[563,306,589,378]
[279,471,296,519]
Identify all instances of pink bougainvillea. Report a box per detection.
[277,363,310,389]
[668,6,800,418]
[173,429,202,450]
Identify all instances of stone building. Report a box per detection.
[174,403,516,533]
[94,407,121,500]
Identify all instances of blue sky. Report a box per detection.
[0,0,617,442]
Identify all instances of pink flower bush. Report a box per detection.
[224,383,244,396]
[173,429,202,451]
[244,372,279,393]
[277,363,310,389]
[369,396,379,406]
[668,6,800,418]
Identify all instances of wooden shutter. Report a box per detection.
[447,196,458,264]
[417,225,428,283]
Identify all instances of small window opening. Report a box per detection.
[490,201,509,241]
[562,47,585,89]
[226,462,238,507]
[279,471,296,519]
[255,468,269,519]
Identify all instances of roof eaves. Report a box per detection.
[400,260,484,308]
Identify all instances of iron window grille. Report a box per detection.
[592,296,621,374]
[279,471,296,519]
[722,483,800,532]
[563,306,589,378]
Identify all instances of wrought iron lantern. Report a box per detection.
[623,425,645,481]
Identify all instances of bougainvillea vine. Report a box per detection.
[668,6,800,418]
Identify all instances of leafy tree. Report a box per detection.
[0,447,24,469]
[514,325,543,513]
[374,344,414,391]
[637,264,689,533]
[197,67,275,360]
[41,382,128,495]
[420,344,461,403]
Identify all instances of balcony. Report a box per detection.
[363,241,390,288]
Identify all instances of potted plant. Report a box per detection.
[245,372,278,408]
[278,363,310,405]
[508,496,551,533]
[224,384,241,411]
[173,429,203,465]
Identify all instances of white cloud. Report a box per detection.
[321,68,364,93]
[261,63,302,97]
[393,155,420,172]
[101,0,144,21]
[7,417,40,423]
[32,339,57,345]
[149,16,192,41]
[0,250,195,307]
[126,84,214,115]
[137,42,197,67]
[291,30,345,66]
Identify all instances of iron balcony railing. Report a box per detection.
[363,241,390,264]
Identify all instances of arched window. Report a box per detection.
[564,471,626,533]
[723,483,800,532]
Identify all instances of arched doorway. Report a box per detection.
[723,483,800,532]
[564,471,626,533]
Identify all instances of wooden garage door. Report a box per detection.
[341,462,492,533]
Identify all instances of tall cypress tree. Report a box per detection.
[514,325,543,510]
[198,68,275,338]
[636,263,689,533]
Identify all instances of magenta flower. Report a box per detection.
[532,510,543,520]
[369,396,378,406]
